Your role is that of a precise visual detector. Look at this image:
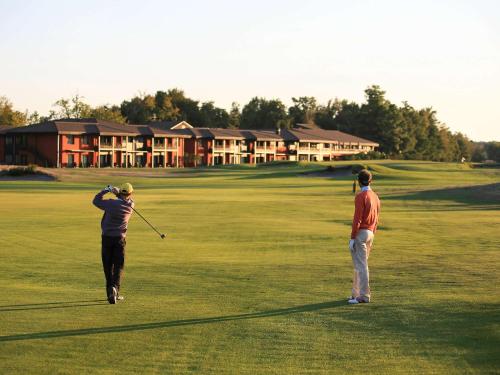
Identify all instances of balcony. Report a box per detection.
[255,147,275,153]
[213,146,235,152]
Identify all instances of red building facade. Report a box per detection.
[0,119,379,168]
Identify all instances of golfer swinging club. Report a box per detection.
[93,183,134,304]
[348,170,380,304]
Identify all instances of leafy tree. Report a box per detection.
[485,142,500,162]
[53,94,92,119]
[228,102,241,129]
[91,105,126,123]
[454,132,473,161]
[314,99,343,130]
[358,85,404,154]
[288,96,317,125]
[200,101,229,128]
[0,96,27,126]
[240,97,289,130]
[471,142,487,162]
[27,111,41,124]
[154,91,180,121]
[120,95,156,123]
[166,88,203,125]
[329,100,361,132]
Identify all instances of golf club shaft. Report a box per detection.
[131,206,164,238]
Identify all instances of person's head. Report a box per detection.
[357,169,372,187]
[118,182,133,199]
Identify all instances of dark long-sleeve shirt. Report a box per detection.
[93,190,134,238]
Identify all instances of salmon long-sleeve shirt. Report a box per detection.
[351,187,380,239]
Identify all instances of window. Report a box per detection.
[136,155,145,167]
[6,136,12,145]
[15,135,27,146]
[82,135,89,145]
[81,154,88,167]
[67,135,74,145]
[68,154,74,167]
[100,136,112,146]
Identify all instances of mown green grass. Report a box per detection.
[0,161,499,374]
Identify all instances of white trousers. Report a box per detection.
[350,229,374,302]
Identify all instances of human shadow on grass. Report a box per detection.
[0,300,345,342]
[0,300,107,312]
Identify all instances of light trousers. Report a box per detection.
[350,229,374,302]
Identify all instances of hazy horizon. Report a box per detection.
[1,0,498,141]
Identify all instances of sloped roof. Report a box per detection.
[4,119,190,138]
[6,121,58,134]
[149,120,194,130]
[0,125,14,134]
[282,127,378,145]
[5,119,129,135]
[239,130,283,141]
[173,127,214,139]
[326,130,378,145]
[209,129,244,140]
[1,118,378,145]
[126,124,191,138]
[294,123,320,130]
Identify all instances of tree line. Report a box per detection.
[0,86,498,162]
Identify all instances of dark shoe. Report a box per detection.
[108,287,117,304]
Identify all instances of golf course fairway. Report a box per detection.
[0,161,498,374]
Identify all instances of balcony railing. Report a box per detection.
[213,146,235,151]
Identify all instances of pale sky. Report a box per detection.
[1,0,498,141]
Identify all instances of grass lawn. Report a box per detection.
[0,161,499,374]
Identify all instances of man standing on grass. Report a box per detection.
[93,183,134,304]
[348,169,380,304]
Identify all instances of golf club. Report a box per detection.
[131,206,166,239]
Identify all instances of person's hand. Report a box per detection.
[349,239,355,251]
[104,185,113,193]
[111,187,120,195]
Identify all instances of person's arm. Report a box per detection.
[92,188,111,210]
[373,195,381,233]
[350,194,364,239]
